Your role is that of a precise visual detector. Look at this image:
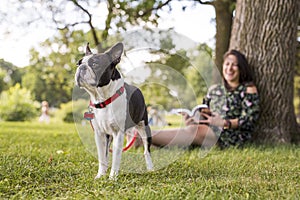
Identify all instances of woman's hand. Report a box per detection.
[182,113,198,126]
[182,111,226,128]
[199,112,224,127]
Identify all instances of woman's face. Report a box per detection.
[223,54,240,85]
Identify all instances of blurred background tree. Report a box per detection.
[0,59,23,93]
[0,84,39,121]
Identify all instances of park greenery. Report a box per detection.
[0,122,299,199]
[0,26,299,123]
[0,84,39,121]
[0,28,215,122]
[0,1,299,198]
[0,0,299,143]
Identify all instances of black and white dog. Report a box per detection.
[75,42,153,179]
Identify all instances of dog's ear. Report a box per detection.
[106,42,124,65]
[85,43,93,56]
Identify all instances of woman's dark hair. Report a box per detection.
[223,49,254,90]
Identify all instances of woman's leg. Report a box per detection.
[151,125,218,148]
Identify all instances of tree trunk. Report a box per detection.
[230,0,300,144]
[213,0,234,71]
[197,0,235,73]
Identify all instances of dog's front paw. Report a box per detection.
[94,173,105,180]
[109,175,118,181]
[109,171,118,181]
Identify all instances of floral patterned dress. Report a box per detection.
[207,83,260,148]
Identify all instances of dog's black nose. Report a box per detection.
[77,59,83,66]
[79,64,87,70]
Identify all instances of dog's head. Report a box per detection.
[75,42,124,89]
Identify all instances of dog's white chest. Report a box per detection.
[93,95,127,134]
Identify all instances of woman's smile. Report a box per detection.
[223,54,240,87]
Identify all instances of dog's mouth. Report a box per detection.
[75,68,84,87]
[75,74,83,88]
[75,67,97,88]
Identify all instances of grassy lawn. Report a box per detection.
[0,121,299,199]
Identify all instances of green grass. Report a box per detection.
[0,122,299,199]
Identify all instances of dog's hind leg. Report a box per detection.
[94,130,110,179]
[136,124,154,171]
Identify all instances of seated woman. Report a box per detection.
[151,50,260,149]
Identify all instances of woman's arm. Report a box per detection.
[192,85,259,130]
[237,85,260,131]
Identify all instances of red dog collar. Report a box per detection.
[90,85,125,109]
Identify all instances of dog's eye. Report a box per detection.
[77,59,83,66]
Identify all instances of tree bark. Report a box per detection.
[197,0,235,72]
[230,0,300,143]
[213,0,234,71]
